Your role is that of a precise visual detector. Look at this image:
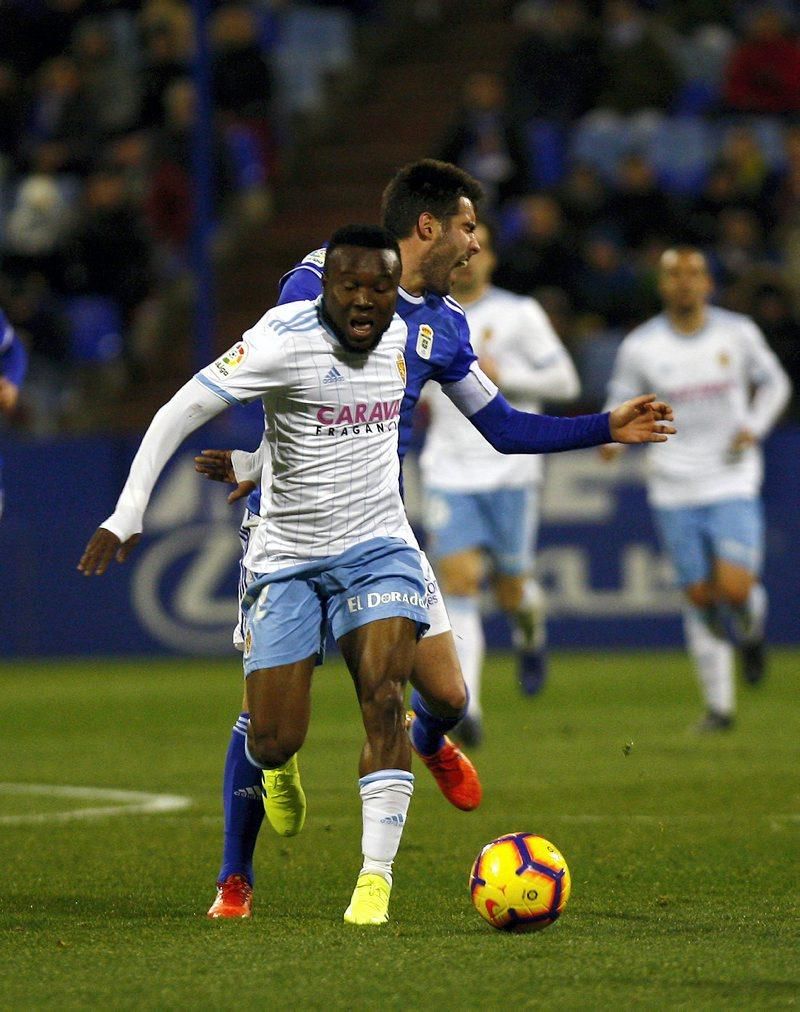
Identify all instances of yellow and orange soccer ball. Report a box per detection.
[469,832,571,933]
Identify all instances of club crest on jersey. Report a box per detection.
[718,350,730,368]
[395,351,407,386]
[244,630,252,656]
[211,342,247,379]
[416,324,434,360]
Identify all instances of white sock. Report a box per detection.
[446,595,484,719]
[358,770,414,885]
[683,607,735,716]
[512,578,547,653]
[730,583,767,644]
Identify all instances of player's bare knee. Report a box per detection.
[720,579,754,609]
[495,580,523,613]
[248,727,300,769]
[360,678,406,737]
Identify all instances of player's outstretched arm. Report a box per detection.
[195,448,257,503]
[77,379,228,576]
[609,393,675,444]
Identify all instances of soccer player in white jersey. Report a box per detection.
[80,226,436,925]
[420,221,581,745]
[601,247,791,731]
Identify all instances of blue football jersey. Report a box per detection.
[278,249,477,463]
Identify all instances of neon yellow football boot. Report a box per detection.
[262,754,306,836]
[343,873,391,925]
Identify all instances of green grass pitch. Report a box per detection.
[1,648,798,1009]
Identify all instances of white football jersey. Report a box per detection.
[196,299,412,570]
[419,286,580,490]
[605,307,791,507]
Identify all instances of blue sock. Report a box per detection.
[218,712,264,885]
[409,688,468,757]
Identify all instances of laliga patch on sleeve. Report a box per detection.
[210,342,248,380]
[303,247,327,269]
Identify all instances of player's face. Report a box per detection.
[658,249,713,314]
[451,222,495,297]
[322,246,401,352]
[421,197,480,296]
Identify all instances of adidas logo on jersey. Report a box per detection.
[323,366,344,385]
[379,813,406,826]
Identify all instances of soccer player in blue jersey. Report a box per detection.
[202,160,676,918]
[0,308,28,521]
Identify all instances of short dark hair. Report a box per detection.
[381,159,484,239]
[325,224,401,268]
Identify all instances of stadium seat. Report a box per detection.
[569,112,627,182]
[64,294,123,363]
[524,119,567,188]
[647,117,712,196]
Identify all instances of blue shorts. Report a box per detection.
[652,498,764,588]
[241,537,429,675]
[424,487,538,575]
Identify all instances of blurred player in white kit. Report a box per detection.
[602,247,791,731]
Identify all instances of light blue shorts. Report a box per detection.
[652,498,764,588]
[424,487,538,575]
[241,537,429,675]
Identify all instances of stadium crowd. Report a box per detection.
[1,0,799,431]
[439,0,800,418]
[0,0,379,431]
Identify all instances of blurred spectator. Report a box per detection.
[0,273,73,433]
[605,151,678,249]
[723,4,800,116]
[750,282,800,418]
[72,16,141,139]
[145,77,234,274]
[595,0,680,114]
[63,165,154,341]
[717,124,777,219]
[137,2,193,130]
[771,125,800,254]
[572,226,643,328]
[507,0,602,124]
[0,63,25,164]
[710,206,779,292]
[2,174,75,290]
[557,161,610,232]
[494,194,578,295]
[211,3,276,194]
[21,55,98,176]
[685,160,750,244]
[439,71,530,211]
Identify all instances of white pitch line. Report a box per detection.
[0,782,191,825]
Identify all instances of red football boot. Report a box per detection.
[207,874,253,919]
[409,714,482,811]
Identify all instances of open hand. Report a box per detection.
[609,393,675,444]
[78,528,140,576]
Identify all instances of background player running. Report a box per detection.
[601,246,791,731]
